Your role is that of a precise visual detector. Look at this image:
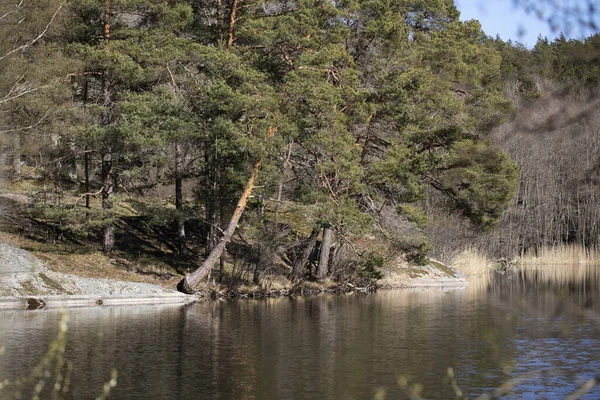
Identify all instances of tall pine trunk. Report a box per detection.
[12,134,20,180]
[226,0,239,50]
[317,224,332,280]
[204,144,219,256]
[273,181,283,227]
[101,0,113,254]
[273,142,292,230]
[84,148,90,211]
[175,142,187,256]
[102,151,114,253]
[329,238,342,279]
[83,79,90,215]
[177,161,261,294]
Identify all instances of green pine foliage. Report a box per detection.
[16,0,600,282]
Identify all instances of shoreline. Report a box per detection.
[0,275,469,311]
[0,293,197,310]
[0,242,468,310]
[0,283,468,311]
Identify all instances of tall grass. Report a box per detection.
[517,244,600,266]
[450,247,495,295]
[450,247,494,277]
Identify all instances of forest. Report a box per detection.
[0,0,599,292]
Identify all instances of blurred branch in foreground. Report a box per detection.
[514,0,599,35]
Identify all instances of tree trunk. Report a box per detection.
[219,252,225,282]
[205,141,218,256]
[253,261,260,285]
[102,151,114,253]
[101,0,113,254]
[291,228,319,281]
[273,142,292,230]
[82,77,90,214]
[226,0,239,50]
[12,134,21,180]
[216,0,222,24]
[329,238,343,279]
[103,0,111,45]
[317,225,332,280]
[175,142,187,256]
[177,160,261,294]
[84,148,90,211]
[273,181,283,227]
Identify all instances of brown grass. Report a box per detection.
[450,247,494,278]
[449,248,495,295]
[259,275,293,291]
[517,244,600,266]
[377,265,414,288]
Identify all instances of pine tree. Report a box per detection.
[58,0,196,253]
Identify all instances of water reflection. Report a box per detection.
[0,266,599,399]
[490,264,600,322]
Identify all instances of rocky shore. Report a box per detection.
[0,243,467,310]
[0,243,194,309]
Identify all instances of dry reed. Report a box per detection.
[450,247,494,278]
[450,248,495,295]
[517,244,600,266]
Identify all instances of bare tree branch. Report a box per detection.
[0,0,24,22]
[5,70,28,97]
[74,186,103,208]
[0,0,66,63]
[0,87,37,105]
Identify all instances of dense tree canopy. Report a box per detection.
[15,0,598,288]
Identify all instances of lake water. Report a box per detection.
[1,265,599,399]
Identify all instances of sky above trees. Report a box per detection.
[457,0,600,47]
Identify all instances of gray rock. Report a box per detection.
[378,258,468,289]
[0,243,44,274]
[0,243,194,307]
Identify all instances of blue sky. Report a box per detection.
[455,0,599,47]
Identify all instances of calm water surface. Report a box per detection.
[1,265,599,399]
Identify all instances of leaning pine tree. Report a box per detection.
[177,44,279,293]
[177,0,366,291]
